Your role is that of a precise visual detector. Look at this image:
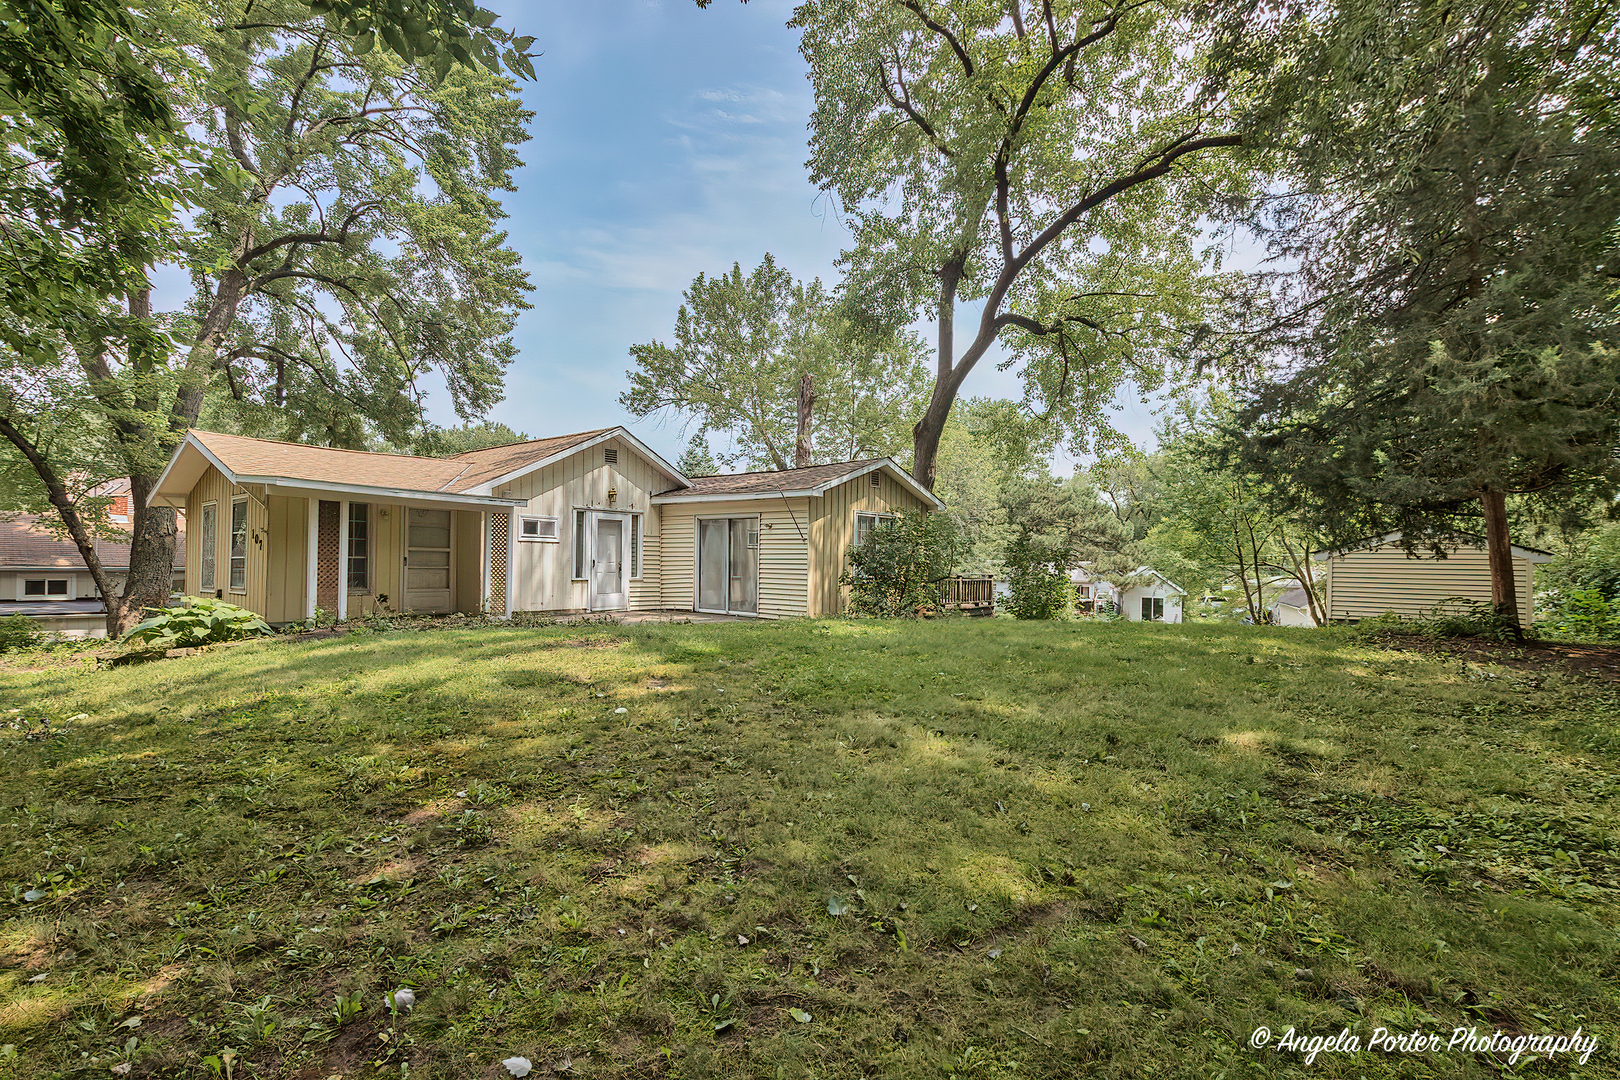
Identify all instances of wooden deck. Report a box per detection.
[939,575,995,616]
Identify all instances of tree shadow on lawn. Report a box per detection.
[2,620,1618,1078]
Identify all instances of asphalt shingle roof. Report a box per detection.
[659,459,886,498]
[0,515,185,570]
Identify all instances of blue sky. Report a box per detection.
[446,0,1165,466]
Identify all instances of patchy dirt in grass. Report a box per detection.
[1369,631,1620,683]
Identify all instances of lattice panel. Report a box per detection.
[316,500,341,612]
[488,513,509,614]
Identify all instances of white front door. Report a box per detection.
[590,514,627,611]
[405,508,454,613]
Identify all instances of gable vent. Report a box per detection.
[870,472,881,488]
[603,446,618,464]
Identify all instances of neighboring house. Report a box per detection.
[1311,531,1552,624]
[1070,567,1186,623]
[1268,586,1319,627]
[150,427,942,624]
[0,481,187,637]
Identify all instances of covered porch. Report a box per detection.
[258,484,525,625]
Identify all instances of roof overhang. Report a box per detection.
[652,458,945,510]
[151,433,526,512]
[465,427,691,496]
[1311,530,1555,563]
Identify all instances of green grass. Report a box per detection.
[0,619,1617,1079]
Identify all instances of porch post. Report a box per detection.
[336,499,349,621]
[305,497,318,620]
[505,506,516,618]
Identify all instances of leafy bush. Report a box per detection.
[0,613,39,652]
[1005,562,1077,620]
[1545,588,1619,640]
[840,511,964,618]
[122,596,273,650]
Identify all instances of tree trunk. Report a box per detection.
[795,372,815,468]
[912,256,964,491]
[111,474,179,636]
[0,415,122,628]
[1480,487,1522,636]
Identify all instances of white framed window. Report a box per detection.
[520,516,559,542]
[1141,596,1164,621]
[199,501,217,592]
[347,502,370,591]
[228,496,249,592]
[853,511,896,549]
[572,509,588,580]
[22,578,70,599]
[629,514,642,578]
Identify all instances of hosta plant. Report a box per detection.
[121,596,273,650]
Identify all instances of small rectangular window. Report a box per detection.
[520,516,558,542]
[199,501,217,591]
[229,496,248,591]
[1141,596,1164,621]
[347,502,369,591]
[47,579,67,595]
[630,515,642,578]
[23,579,46,596]
[853,512,894,549]
[573,510,587,579]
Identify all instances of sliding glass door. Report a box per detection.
[696,517,758,615]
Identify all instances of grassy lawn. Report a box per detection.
[1,619,1617,1079]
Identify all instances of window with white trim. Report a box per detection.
[1141,596,1165,622]
[199,501,217,591]
[520,516,559,542]
[22,578,69,598]
[572,510,587,579]
[228,496,248,591]
[347,502,370,591]
[853,511,896,549]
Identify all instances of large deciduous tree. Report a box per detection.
[0,0,534,634]
[1214,0,1620,633]
[793,0,1251,489]
[623,253,929,472]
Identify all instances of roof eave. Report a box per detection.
[652,489,820,504]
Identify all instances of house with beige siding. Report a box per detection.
[151,427,940,623]
[1312,532,1552,625]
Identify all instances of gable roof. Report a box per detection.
[1311,530,1555,563]
[653,458,945,510]
[153,426,690,508]
[0,514,185,570]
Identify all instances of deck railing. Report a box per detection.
[939,575,995,615]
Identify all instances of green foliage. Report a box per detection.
[121,596,273,650]
[675,433,718,477]
[1544,589,1620,641]
[793,0,1252,481]
[840,511,963,617]
[1003,553,1077,621]
[624,253,929,471]
[0,613,39,652]
[412,421,531,457]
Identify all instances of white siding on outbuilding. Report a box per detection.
[1320,537,1541,625]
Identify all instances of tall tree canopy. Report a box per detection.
[623,253,930,472]
[1215,0,1620,631]
[0,0,534,632]
[793,0,1252,489]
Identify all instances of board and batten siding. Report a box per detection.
[496,436,676,612]
[659,499,813,618]
[808,470,930,616]
[263,496,308,624]
[183,465,271,617]
[1323,540,1536,626]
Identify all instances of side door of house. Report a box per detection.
[405,508,454,613]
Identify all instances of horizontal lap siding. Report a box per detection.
[630,510,661,610]
[810,471,930,616]
[1325,543,1536,625]
[499,437,675,612]
[658,499,811,618]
